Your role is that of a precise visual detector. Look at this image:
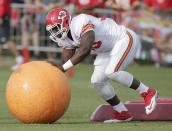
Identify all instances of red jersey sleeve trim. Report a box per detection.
[80,23,95,37]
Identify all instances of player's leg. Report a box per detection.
[7,40,23,70]
[3,15,23,70]
[8,41,24,70]
[32,31,39,57]
[0,17,5,60]
[7,41,18,57]
[0,17,3,54]
[21,17,30,63]
[0,45,2,54]
[91,55,132,122]
[0,44,3,66]
[105,30,158,115]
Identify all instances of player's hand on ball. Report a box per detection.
[47,61,65,72]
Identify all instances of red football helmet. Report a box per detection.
[46,8,71,41]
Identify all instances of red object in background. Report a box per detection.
[144,0,172,9]
[0,0,11,17]
[130,0,139,6]
[67,67,74,77]
[65,0,106,8]
[65,0,76,4]
[153,28,161,41]
[75,0,104,9]
[113,0,139,11]
[113,0,139,7]
[11,9,20,23]
[22,48,30,63]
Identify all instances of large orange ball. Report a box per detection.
[6,61,71,123]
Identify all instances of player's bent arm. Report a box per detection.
[71,31,95,64]
[61,48,76,64]
[62,31,95,71]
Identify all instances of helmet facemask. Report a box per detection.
[47,23,69,41]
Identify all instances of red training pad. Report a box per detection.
[126,98,172,104]
[90,98,172,121]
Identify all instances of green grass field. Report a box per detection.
[0,62,172,131]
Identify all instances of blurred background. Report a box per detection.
[1,1,172,128]
[0,0,172,70]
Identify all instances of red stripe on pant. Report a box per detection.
[114,31,133,72]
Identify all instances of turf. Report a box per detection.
[0,63,172,131]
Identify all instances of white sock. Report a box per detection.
[113,102,128,113]
[136,83,149,94]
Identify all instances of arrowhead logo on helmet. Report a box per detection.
[58,11,67,20]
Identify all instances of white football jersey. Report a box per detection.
[56,14,127,53]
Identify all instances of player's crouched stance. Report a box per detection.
[45,8,158,123]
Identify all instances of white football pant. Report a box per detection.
[91,29,141,100]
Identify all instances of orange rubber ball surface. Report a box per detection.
[6,61,71,123]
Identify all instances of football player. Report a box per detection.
[46,8,158,122]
